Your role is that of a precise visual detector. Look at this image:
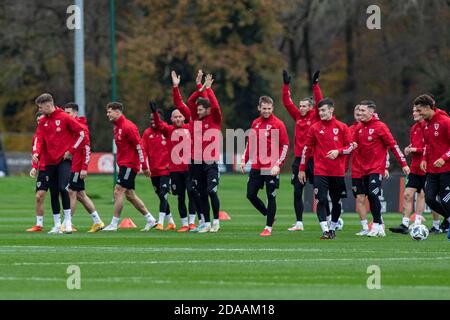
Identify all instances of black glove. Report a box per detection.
[282,70,291,85]
[149,101,157,113]
[312,70,320,84]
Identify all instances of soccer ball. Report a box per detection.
[409,224,429,241]
[336,218,344,231]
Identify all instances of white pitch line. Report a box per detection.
[2,256,450,267]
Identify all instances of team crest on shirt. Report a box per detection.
[266,125,272,130]
[319,130,324,134]
[333,128,339,135]
[55,120,60,126]
[434,123,439,130]
[369,129,374,135]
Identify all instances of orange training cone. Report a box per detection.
[119,218,137,229]
[219,211,231,221]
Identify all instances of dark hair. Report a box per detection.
[64,102,79,112]
[258,96,274,107]
[318,98,334,109]
[106,102,123,112]
[196,97,210,108]
[35,93,54,105]
[360,100,376,110]
[413,94,435,108]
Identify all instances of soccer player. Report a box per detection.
[415,94,450,240]
[354,101,410,237]
[141,103,176,231]
[281,69,322,231]
[26,112,49,232]
[63,103,104,232]
[180,72,222,233]
[103,102,157,231]
[33,93,86,234]
[299,98,354,239]
[240,96,289,236]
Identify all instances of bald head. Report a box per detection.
[171,109,185,128]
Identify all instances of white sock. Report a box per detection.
[36,216,44,227]
[189,214,196,224]
[402,217,410,227]
[181,217,188,227]
[265,226,272,232]
[90,211,101,224]
[213,219,220,225]
[320,221,329,233]
[63,209,71,224]
[111,216,120,226]
[327,215,331,223]
[330,221,337,231]
[145,212,155,222]
[361,219,369,230]
[296,221,304,228]
[53,214,61,227]
[433,220,440,229]
[205,222,211,227]
[158,212,165,225]
[200,214,205,224]
[414,214,422,225]
[373,222,380,231]
[165,213,175,225]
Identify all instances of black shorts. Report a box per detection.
[151,175,171,196]
[362,174,383,197]
[46,160,72,192]
[351,177,364,198]
[35,170,49,192]
[170,171,189,196]
[117,166,137,190]
[406,173,426,193]
[248,168,280,194]
[292,157,314,185]
[314,175,347,200]
[69,172,85,191]
[193,162,220,194]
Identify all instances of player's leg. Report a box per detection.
[424,173,447,218]
[47,165,63,234]
[290,157,304,231]
[152,176,166,230]
[206,163,220,232]
[68,172,79,218]
[125,188,157,231]
[184,171,198,229]
[328,177,346,238]
[27,170,49,232]
[353,178,369,235]
[246,169,267,216]
[260,174,280,237]
[57,160,73,233]
[389,187,417,234]
[76,190,104,232]
[171,172,189,232]
[366,174,384,237]
[193,164,211,233]
[314,176,331,239]
[160,176,175,231]
[437,173,450,240]
[188,163,204,226]
[413,189,425,225]
[102,184,126,231]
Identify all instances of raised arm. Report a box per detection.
[312,70,323,123]
[171,70,192,120]
[205,74,222,124]
[281,70,301,120]
[149,101,171,138]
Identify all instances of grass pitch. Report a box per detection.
[0,175,449,299]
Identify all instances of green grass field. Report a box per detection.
[0,175,449,300]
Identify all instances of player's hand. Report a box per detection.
[298,171,306,184]
[63,151,72,160]
[204,74,214,89]
[351,142,358,150]
[32,153,39,163]
[420,160,427,172]
[433,158,445,168]
[404,144,412,156]
[282,70,291,85]
[240,162,246,174]
[271,165,280,176]
[402,166,410,176]
[143,169,151,177]
[171,70,180,87]
[80,170,87,180]
[312,70,320,84]
[384,170,390,179]
[326,150,339,160]
[149,101,157,113]
[29,168,37,178]
[196,69,203,85]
